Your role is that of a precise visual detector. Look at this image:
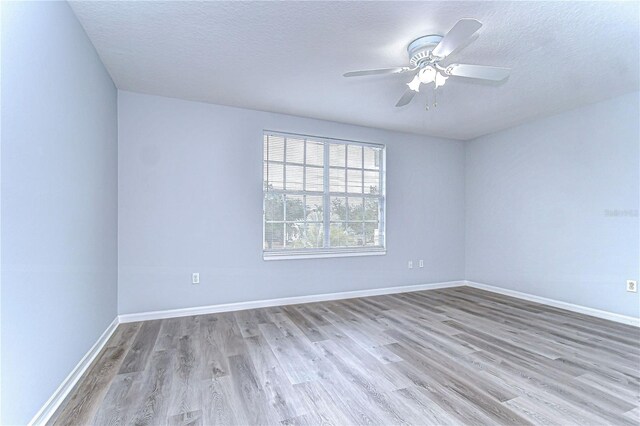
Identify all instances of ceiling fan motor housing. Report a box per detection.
[407,35,444,66]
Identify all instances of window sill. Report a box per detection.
[263,249,386,261]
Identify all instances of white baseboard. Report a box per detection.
[118,280,639,327]
[465,281,640,327]
[27,278,638,425]
[29,317,120,426]
[118,280,465,323]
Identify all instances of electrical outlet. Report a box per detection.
[192,273,200,285]
[419,260,424,268]
[627,280,637,293]
[408,261,413,269]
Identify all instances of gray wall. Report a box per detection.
[465,92,640,317]
[1,2,118,423]
[117,91,466,314]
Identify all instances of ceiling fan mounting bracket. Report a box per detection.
[407,35,443,66]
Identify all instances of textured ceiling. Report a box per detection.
[69,1,640,140]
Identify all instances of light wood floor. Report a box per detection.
[50,287,640,426]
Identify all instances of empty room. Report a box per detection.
[1,1,639,425]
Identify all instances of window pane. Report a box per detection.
[364,146,380,170]
[285,195,304,221]
[330,197,346,221]
[285,223,304,248]
[347,145,363,168]
[303,222,324,248]
[305,195,323,221]
[364,198,379,222]
[348,197,364,220]
[263,135,268,164]
[329,223,347,247]
[365,222,381,246]
[264,223,284,249]
[265,162,284,190]
[285,164,304,190]
[267,135,285,162]
[286,138,305,164]
[347,169,363,194]
[264,193,284,221]
[330,222,361,247]
[347,222,365,246]
[330,168,345,193]
[329,144,346,167]
[305,166,324,192]
[306,140,324,166]
[364,170,380,195]
[263,162,268,190]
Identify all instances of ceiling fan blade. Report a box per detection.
[431,19,482,58]
[445,64,510,81]
[344,67,413,77]
[395,88,417,107]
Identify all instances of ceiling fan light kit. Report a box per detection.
[344,18,510,109]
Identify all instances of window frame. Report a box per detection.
[263,130,386,260]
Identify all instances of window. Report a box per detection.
[263,131,386,259]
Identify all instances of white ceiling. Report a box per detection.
[69,1,639,140]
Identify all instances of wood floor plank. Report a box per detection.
[234,309,264,338]
[385,311,479,358]
[167,409,202,426]
[258,322,322,384]
[227,353,276,424]
[468,349,638,425]
[311,372,389,425]
[321,320,404,364]
[315,339,400,393]
[118,320,162,374]
[167,334,201,419]
[454,352,606,424]
[205,312,246,357]
[389,359,498,425]
[575,373,640,404]
[51,346,129,426]
[199,375,242,425]
[319,323,410,389]
[50,287,640,426]
[295,304,331,327]
[92,372,139,426]
[291,381,341,425]
[624,406,640,422]
[385,329,517,403]
[198,316,230,380]
[281,305,328,342]
[445,321,588,377]
[244,334,309,420]
[391,386,459,425]
[154,318,182,351]
[107,322,142,349]
[314,340,414,424]
[505,396,564,425]
[128,349,175,425]
[386,343,532,425]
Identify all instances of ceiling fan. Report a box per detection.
[344,19,510,107]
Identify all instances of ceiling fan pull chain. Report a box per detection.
[425,90,430,111]
[433,86,438,108]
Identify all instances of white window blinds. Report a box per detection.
[263,131,386,259]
